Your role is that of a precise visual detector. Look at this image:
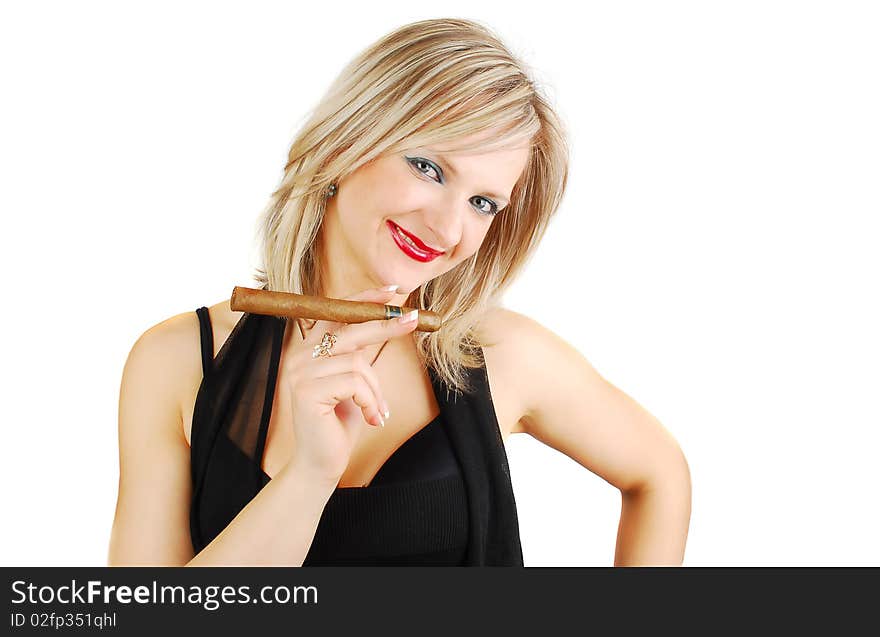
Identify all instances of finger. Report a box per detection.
[307,288,397,344]
[313,308,419,359]
[303,285,403,346]
[307,350,388,422]
[313,371,384,427]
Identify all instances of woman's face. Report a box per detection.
[321,130,532,297]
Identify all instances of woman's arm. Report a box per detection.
[185,461,336,567]
[108,315,336,567]
[485,309,692,565]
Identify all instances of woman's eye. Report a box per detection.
[408,157,441,181]
[406,156,499,216]
[472,196,499,216]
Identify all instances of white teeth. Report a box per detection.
[396,226,428,254]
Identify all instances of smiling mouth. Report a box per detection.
[387,221,444,262]
[388,221,444,253]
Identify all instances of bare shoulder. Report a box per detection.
[204,297,244,351]
[476,309,689,496]
[126,311,205,423]
[178,299,244,437]
[475,306,540,347]
[473,307,545,437]
[125,300,240,427]
[474,307,589,438]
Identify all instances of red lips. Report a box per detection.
[387,221,444,262]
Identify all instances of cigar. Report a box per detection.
[230,286,442,332]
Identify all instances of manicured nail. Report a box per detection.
[380,284,399,292]
[399,309,418,324]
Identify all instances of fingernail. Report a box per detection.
[399,309,418,324]
[379,284,399,292]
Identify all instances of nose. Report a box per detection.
[423,195,466,252]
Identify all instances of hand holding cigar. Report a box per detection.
[230,286,442,332]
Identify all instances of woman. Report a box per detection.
[108,18,691,566]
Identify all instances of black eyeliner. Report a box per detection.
[404,155,499,216]
[406,156,444,183]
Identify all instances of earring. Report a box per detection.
[325,183,338,198]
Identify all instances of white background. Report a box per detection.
[1,1,877,566]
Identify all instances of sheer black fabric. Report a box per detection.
[189,298,523,566]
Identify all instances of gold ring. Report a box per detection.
[312,331,338,358]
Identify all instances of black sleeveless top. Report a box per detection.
[189,303,524,566]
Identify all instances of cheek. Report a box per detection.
[451,225,492,262]
[375,168,421,209]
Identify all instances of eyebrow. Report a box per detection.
[428,150,511,206]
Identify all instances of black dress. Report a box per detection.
[189,302,523,566]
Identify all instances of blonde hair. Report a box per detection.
[253,17,570,395]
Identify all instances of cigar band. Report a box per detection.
[383,305,404,319]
